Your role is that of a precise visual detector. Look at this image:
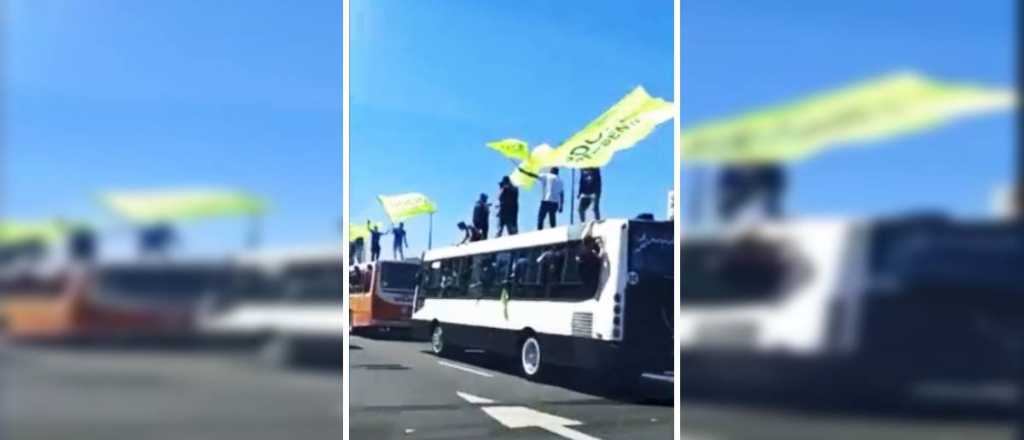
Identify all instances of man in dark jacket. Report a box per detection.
[496,176,519,237]
[578,167,602,222]
[473,193,490,239]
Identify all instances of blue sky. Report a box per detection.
[349,0,675,256]
[4,1,343,256]
[682,0,1016,220]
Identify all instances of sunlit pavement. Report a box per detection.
[1,344,343,440]
[349,334,673,440]
[681,395,1015,439]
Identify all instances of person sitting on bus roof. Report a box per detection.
[457,221,483,245]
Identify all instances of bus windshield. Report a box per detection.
[379,262,419,291]
[681,239,792,304]
[98,266,228,302]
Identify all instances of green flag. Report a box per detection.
[681,72,1016,164]
[100,188,267,223]
[486,138,530,161]
[377,193,437,223]
[544,86,673,168]
[500,287,510,320]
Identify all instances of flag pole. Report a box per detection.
[570,168,576,225]
[428,212,433,250]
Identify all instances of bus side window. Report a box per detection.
[441,258,470,299]
[551,244,594,301]
[423,263,442,299]
[511,249,543,299]
[490,252,513,298]
[468,254,503,299]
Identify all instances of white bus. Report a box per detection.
[412,218,674,382]
[680,215,1024,402]
[198,246,343,366]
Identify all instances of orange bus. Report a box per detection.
[1,260,228,343]
[348,260,419,333]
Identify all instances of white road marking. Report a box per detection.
[456,392,601,440]
[680,432,719,440]
[481,406,600,440]
[456,391,497,404]
[438,360,494,378]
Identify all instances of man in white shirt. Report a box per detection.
[536,167,564,230]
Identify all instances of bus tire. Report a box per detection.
[262,333,298,368]
[430,322,448,356]
[518,334,544,379]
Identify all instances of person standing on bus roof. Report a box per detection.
[496,176,519,237]
[578,167,602,222]
[473,193,490,239]
[368,221,384,262]
[532,167,563,230]
[391,222,408,260]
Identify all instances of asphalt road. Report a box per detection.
[349,334,674,440]
[681,391,1017,439]
[0,343,343,440]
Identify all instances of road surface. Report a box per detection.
[349,334,674,439]
[681,392,1016,439]
[1,343,343,440]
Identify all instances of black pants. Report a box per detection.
[474,222,488,240]
[537,201,558,230]
[371,246,380,261]
[497,209,518,236]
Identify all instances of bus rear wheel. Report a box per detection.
[430,323,447,356]
[519,335,544,379]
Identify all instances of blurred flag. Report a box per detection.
[508,144,554,189]
[682,71,1017,164]
[377,193,437,223]
[546,85,673,168]
[486,138,530,161]
[100,188,267,223]
[0,220,68,245]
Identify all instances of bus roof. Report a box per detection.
[422,219,630,261]
[230,245,342,267]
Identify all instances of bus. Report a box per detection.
[198,246,343,365]
[348,260,419,334]
[1,258,228,343]
[411,218,674,382]
[680,215,1024,402]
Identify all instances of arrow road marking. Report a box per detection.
[456,392,601,440]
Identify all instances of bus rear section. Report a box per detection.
[681,216,1024,404]
[621,219,675,381]
[349,260,418,333]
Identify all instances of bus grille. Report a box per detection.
[571,312,593,337]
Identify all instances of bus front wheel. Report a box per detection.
[519,335,544,379]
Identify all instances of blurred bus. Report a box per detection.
[348,260,419,334]
[412,219,674,383]
[1,257,227,343]
[680,215,1024,403]
[198,246,342,366]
